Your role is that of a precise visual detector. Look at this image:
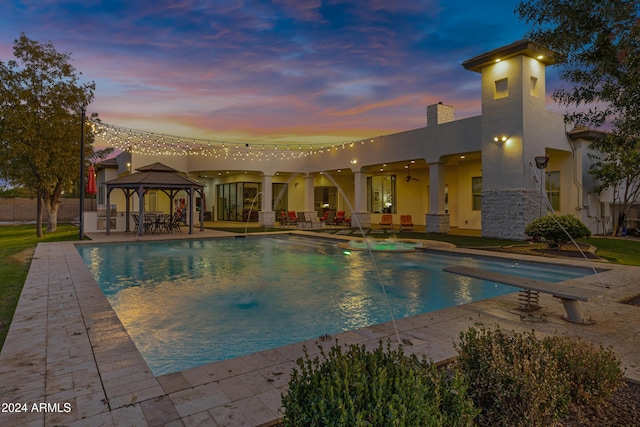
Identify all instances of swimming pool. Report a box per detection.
[77,236,592,376]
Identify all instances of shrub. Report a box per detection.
[455,327,625,427]
[525,214,591,249]
[282,340,478,427]
[543,336,624,407]
[455,327,570,426]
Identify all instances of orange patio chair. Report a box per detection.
[400,214,414,231]
[287,211,299,226]
[379,214,393,230]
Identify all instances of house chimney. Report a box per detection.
[426,102,454,126]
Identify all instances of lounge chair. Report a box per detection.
[297,212,312,228]
[278,210,287,226]
[379,214,393,230]
[324,210,336,228]
[400,215,414,231]
[286,211,299,227]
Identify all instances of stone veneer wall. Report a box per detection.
[481,189,539,240]
[351,212,371,229]
[258,210,275,227]
[426,213,450,233]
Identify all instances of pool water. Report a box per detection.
[77,236,592,376]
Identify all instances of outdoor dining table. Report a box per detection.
[132,213,174,234]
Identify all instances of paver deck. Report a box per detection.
[1,229,639,426]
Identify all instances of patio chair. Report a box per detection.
[324,210,337,228]
[379,214,393,230]
[400,215,414,231]
[169,211,182,233]
[297,212,312,228]
[132,213,140,233]
[335,211,346,226]
[143,213,156,233]
[287,211,299,227]
[157,213,171,233]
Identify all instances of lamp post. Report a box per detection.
[534,155,549,217]
[79,104,86,240]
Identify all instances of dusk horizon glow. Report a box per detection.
[0,1,564,146]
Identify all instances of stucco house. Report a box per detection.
[93,40,619,240]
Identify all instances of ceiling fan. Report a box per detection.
[405,163,420,182]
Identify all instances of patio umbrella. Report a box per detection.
[86,164,97,195]
[86,164,97,209]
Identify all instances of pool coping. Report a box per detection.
[1,230,639,426]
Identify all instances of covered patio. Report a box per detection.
[105,162,206,236]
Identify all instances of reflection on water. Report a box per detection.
[77,236,592,376]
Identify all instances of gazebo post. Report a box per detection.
[200,190,205,231]
[138,184,145,237]
[188,187,194,234]
[106,190,112,235]
[125,189,131,233]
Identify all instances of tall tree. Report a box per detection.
[0,33,100,236]
[517,0,640,234]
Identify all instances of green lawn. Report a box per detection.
[0,223,79,349]
[583,236,640,266]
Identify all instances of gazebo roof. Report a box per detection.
[105,162,205,190]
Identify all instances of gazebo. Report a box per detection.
[105,162,206,236]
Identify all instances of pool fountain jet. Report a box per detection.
[244,192,263,234]
[529,162,606,287]
[318,170,403,344]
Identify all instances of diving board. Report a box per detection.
[443,265,604,324]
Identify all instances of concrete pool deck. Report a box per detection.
[1,230,639,426]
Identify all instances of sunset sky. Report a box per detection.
[0,0,561,146]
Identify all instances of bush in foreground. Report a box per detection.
[282,341,478,427]
[544,335,625,407]
[455,327,624,427]
[525,214,591,249]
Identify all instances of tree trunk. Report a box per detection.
[45,202,59,233]
[36,188,43,238]
[42,185,63,233]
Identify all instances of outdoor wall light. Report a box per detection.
[350,159,357,164]
[494,135,508,144]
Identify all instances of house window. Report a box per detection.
[314,186,337,217]
[494,78,508,99]
[216,182,262,222]
[546,171,560,211]
[272,183,288,212]
[367,175,396,214]
[530,76,539,97]
[472,177,482,210]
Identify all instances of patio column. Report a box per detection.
[352,171,370,228]
[259,174,275,226]
[304,174,314,211]
[426,162,450,233]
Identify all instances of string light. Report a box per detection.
[91,120,387,161]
